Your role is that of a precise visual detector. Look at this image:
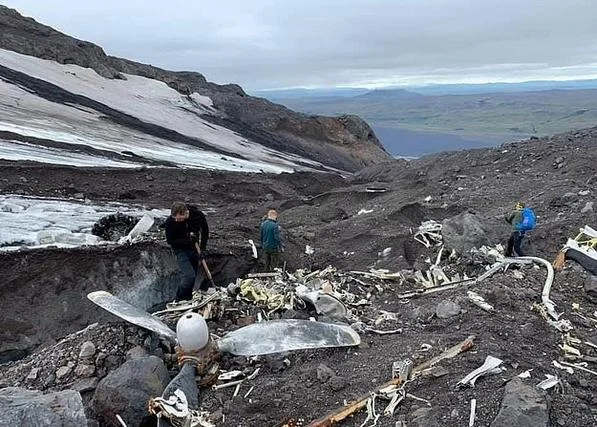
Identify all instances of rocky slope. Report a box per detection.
[0,5,389,172]
[0,124,596,426]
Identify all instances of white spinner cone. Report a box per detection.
[176,312,209,352]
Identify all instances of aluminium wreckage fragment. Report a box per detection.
[536,374,560,390]
[308,336,475,427]
[457,355,504,387]
[467,291,494,312]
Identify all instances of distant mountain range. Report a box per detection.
[256,80,597,157]
[254,78,597,99]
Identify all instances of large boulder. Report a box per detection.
[490,377,549,427]
[92,356,170,427]
[442,212,490,254]
[0,387,87,426]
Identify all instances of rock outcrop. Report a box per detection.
[0,387,87,426]
[491,377,549,427]
[442,211,491,255]
[92,356,169,426]
[0,5,390,172]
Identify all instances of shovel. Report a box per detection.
[87,291,360,356]
[194,242,216,289]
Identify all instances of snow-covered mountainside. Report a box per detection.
[0,49,317,172]
[0,6,390,173]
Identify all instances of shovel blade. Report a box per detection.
[216,319,361,356]
[87,291,176,341]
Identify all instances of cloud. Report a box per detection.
[4,0,597,90]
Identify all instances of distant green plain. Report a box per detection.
[276,88,597,139]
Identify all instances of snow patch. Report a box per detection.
[0,195,169,251]
[0,139,137,168]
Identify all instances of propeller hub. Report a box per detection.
[176,312,209,352]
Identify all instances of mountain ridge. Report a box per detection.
[0,5,390,172]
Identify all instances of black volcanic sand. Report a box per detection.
[1,128,597,426]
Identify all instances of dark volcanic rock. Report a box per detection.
[442,211,491,254]
[0,6,120,79]
[92,356,169,426]
[0,387,87,426]
[490,377,548,427]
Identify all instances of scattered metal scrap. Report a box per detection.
[399,254,561,326]
[148,388,216,427]
[413,220,443,248]
[553,225,597,274]
[559,361,597,377]
[308,335,475,427]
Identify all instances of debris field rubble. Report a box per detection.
[4,218,597,426]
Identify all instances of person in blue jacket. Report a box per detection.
[505,201,536,257]
[260,209,283,272]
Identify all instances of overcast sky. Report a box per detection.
[4,0,597,91]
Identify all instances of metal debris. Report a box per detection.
[560,343,581,356]
[547,319,573,332]
[148,388,215,427]
[420,343,432,352]
[469,398,476,427]
[560,361,597,377]
[246,367,261,381]
[552,360,574,374]
[296,285,347,320]
[212,379,243,390]
[392,360,413,381]
[475,256,561,321]
[118,213,154,244]
[116,414,128,427]
[467,291,494,312]
[398,277,475,299]
[374,310,398,326]
[360,392,380,427]
[518,369,533,378]
[413,220,443,248]
[308,336,475,427]
[248,239,258,258]
[379,247,392,258]
[457,355,503,388]
[554,225,597,272]
[243,386,254,398]
[536,374,560,390]
[218,370,244,381]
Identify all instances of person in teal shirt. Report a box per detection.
[260,209,283,271]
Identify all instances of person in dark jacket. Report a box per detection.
[505,201,526,257]
[260,209,283,272]
[165,201,209,300]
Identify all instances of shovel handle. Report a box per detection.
[195,242,215,284]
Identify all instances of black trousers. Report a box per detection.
[173,249,210,301]
[506,231,526,257]
[264,250,281,272]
